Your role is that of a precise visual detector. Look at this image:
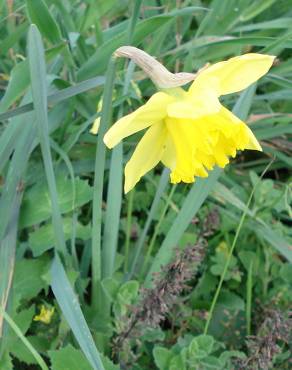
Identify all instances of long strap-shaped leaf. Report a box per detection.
[0,76,105,122]
[28,24,66,255]
[51,257,105,370]
[0,191,22,339]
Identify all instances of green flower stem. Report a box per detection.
[91,57,116,309]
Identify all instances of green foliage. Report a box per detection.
[49,345,92,370]
[153,334,246,370]
[0,0,291,369]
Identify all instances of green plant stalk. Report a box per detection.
[140,185,176,278]
[102,61,135,280]
[0,307,49,370]
[91,57,116,309]
[28,24,66,256]
[246,260,253,336]
[51,256,105,370]
[124,188,135,274]
[204,159,274,334]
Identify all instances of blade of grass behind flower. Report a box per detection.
[0,76,105,122]
[77,7,205,80]
[0,43,65,114]
[28,24,66,256]
[26,0,62,44]
[145,86,256,287]
[51,257,105,370]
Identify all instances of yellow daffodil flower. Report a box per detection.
[103,53,275,193]
[34,305,55,324]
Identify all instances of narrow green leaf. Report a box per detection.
[0,191,22,341]
[0,76,105,121]
[0,308,48,370]
[51,257,105,370]
[26,0,62,44]
[240,0,277,22]
[28,24,66,255]
[78,7,206,80]
[0,43,65,114]
[0,123,34,240]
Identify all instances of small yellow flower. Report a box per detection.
[104,53,275,193]
[34,305,55,324]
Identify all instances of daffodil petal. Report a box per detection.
[161,134,176,171]
[245,126,262,151]
[214,106,262,151]
[124,121,167,193]
[165,117,211,183]
[167,91,221,119]
[190,53,275,96]
[104,92,173,148]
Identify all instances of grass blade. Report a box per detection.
[26,0,62,44]
[0,76,105,122]
[28,24,66,255]
[0,307,48,370]
[0,191,22,337]
[51,257,105,370]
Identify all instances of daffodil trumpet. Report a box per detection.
[100,47,275,193]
